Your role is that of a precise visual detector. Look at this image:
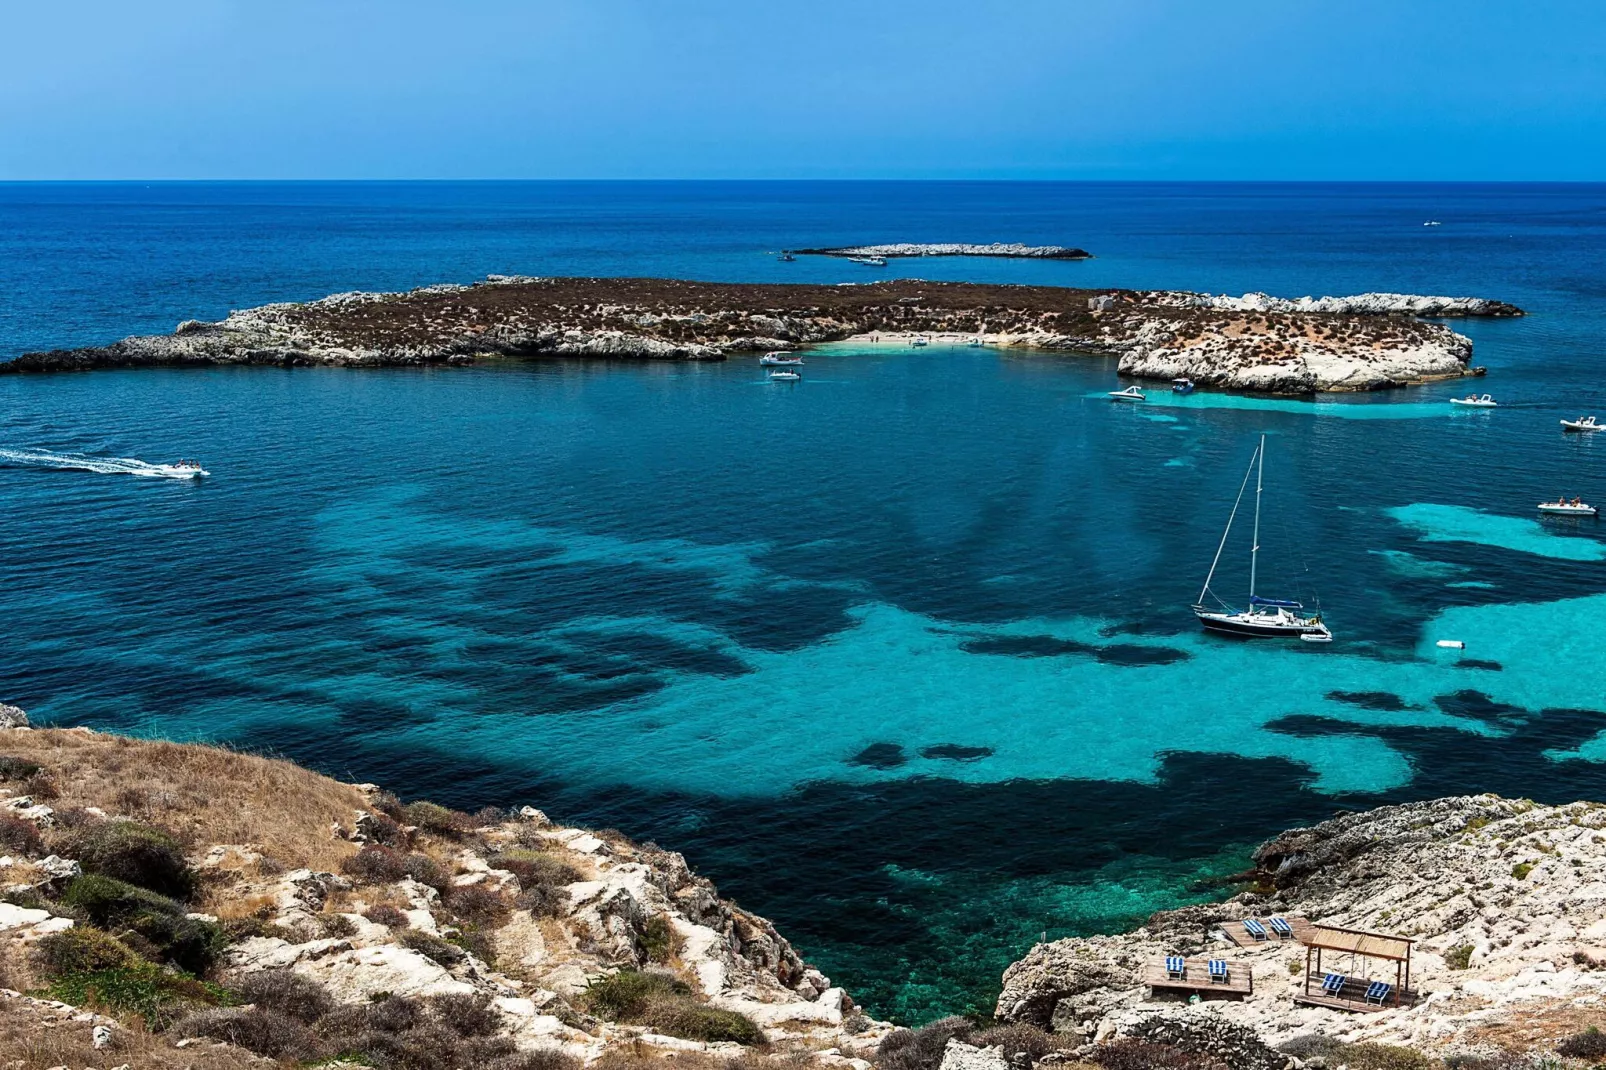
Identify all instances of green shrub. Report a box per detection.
[641,996,762,1044]
[0,814,44,857]
[403,801,476,838]
[429,991,503,1037]
[447,926,497,965]
[171,1006,324,1060]
[1337,1042,1437,1070]
[445,883,510,926]
[878,1017,975,1070]
[642,914,680,963]
[34,926,137,975]
[1511,862,1535,880]
[971,1022,1074,1061]
[35,929,227,1028]
[494,849,583,889]
[61,873,226,975]
[0,755,42,780]
[398,928,466,967]
[1444,944,1474,970]
[230,968,334,1025]
[580,970,690,1020]
[73,820,195,899]
[1559,1027,1606,1059]
[364,903,409,928]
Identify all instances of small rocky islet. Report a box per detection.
[5,710,1606,1069]
[1,275,1523,394]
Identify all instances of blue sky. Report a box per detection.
[2,0,1603,180]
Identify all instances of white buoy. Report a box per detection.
[1436,640,1466,649]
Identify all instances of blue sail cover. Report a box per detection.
[1249,596,1303,608]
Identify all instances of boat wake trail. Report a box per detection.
[0,448,202,480]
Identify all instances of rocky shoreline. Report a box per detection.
[4,710,1605,1068]
[0,275,1523,393]
[993,794,1606,1068]
[791,244,1093,260]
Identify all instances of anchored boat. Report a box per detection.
[760,352,804,366]
[1539,499,1597,517]
[1107,385,1145,401]
[1192,435,1332,641]
[1172,378,1195,394]
[768,369,801,382]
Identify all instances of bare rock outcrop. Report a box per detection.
[996,794,1606,1061]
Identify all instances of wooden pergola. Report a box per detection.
[1297,923,1415,1011]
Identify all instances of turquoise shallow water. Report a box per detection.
[3,182,1606,1020]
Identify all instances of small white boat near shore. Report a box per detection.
[1561,416,1601,432]
[1107,385,1145,401]
[1450,394,1497,407]
[911,336,929,347]
[1538,499,1597,517]
[759,352,804,366]
[846,255,887,266]
[768,369,801,382]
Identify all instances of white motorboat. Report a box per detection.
[760,352,804,366]
[1107,385,1145,401]
[911,336,929,347]
[967,337,983,347]
[777,253,796,262]
[1450,394,1497,407]
[847,255,887,266]
[1192,435,1332,641]
[1538,499,1598,517]
[1561,416,1601,432]
[155,460,209,479]
[1424,220,1442,227]
[1172,378,1195,394]
[768,369,801,382]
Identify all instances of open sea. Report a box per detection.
[3,181,1606,1021]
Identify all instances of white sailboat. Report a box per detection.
[1192,435,1332,641]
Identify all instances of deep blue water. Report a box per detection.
[3,181,1606,1021]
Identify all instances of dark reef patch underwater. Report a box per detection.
[4,180,1606,1022]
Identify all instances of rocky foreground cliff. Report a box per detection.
[0,276,1523,393]
[5,709,1599,1070]
[994,794,1606,1069]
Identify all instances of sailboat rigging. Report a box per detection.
[1192,435,1332,642]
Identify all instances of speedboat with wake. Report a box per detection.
[1539,498,1597,517]
[155,460,209,479]
[1562,416,1601,432]
[1450,394,1497,407]
[1192,435,1332,641]
[1108,385,1145,401]
[760,352,804,366]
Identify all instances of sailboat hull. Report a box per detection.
[1193,608,1327,638]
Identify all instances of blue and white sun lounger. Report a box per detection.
[1242,918,1268,941]
[1322,972,1346,996]
[1165,955,1186,980]
[1269,916,1294,939]
[1207,959,1229,984]
[1365,981,1391,1006]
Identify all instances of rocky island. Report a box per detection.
[791,244,1093,260]
[0,276,1524,394]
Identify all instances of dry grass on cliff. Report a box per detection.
[0,993,272,1070]
[2,729,364,873]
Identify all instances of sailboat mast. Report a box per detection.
[1249,434,1265,601]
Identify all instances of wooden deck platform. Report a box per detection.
[1144,956,1252,997]
[1293,989,1418,1014]
[1219,915,1313,948]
